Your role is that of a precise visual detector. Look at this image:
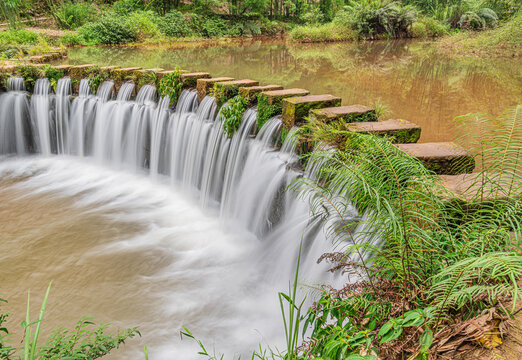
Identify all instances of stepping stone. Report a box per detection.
[310,105,378,123]
[239,85,283,104]
[347,119,421,143]
[439,173,522,202]
[68,64,97,80]
[99,65,119,71]
[109,67,142,81]
[181,72,211,88]
[282,94,342,129]
[261,88,310,107]
[197,77,234,102]
[28,55,45,63]
[396,142,475,175]
[212,79,259,105]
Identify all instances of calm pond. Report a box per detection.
[67,38,522,142]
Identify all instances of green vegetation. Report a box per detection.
[0,29,53,60]
[221,95,247,138]
[0,284,139,359]
[289,22,355,43]
[49,1,97,30]
[83,66,110,94]
[256,93,279,132]
[289,0,520,42]
[286,105,522,358]
[438,10,521,55]
[157,68,184,107]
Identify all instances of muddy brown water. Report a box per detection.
[66,39,522,142]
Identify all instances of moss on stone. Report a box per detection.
[257,93,281,132]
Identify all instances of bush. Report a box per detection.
[345,0,418,38]
[199,16,229,37]
[61,32,84,45]
[50,1,97,30]
[79,13,137,45]
[159,10,195,37]
[113,0,145,15]
[221,95,247,138]
[458,7,499,29]
[126,10,163,41]
[289,22,355,42]
[411,16,448,37]
[158,68,184,107]
[484,0,521,20]
[0,29,39,45]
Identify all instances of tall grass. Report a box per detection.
[289,23,355,43]
[0,0,21,28]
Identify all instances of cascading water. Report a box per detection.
[0,76,356,358]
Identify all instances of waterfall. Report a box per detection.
[0,76,349,289]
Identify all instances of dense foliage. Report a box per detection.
[221,95,248,138]
[1,1,520,47]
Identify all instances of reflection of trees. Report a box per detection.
[67,40,521,142]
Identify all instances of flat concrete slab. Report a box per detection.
[282,94,342,129]
[261,88,310,106]
[396,142,475,175]
[197,77,234,103]
[310,105,377,123]
[347,119,421,143]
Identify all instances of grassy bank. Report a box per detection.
[438,11,522,56]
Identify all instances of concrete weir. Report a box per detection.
[0,63,481,195]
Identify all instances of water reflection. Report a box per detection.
[67,39,522,142]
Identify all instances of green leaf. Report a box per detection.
[377,322,393,338]
[420,329,433,353]
[401,310,425,327]
[380,326,403,344]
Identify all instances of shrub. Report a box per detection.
[158,68,184,107]
[289,22,355,42]
[113,0,145,15]
[50,1,97,30]
[159,10,194,37]
[458,7,499,29]
[484,0,521,20]
[0,29,39,45]
[126,10,163,41]
[199,16,229,37]
[221,95,247,138]
[61,32,84,46]
[300,6,325,24]
[411,16,448,37]
[79,14,137,45]
[345,0,418,38]
[42,65,65,92]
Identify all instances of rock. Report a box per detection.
[310,104,377,123]
[239,85,283,105]
[282,94,342,130]
[396,142,475,175]
[197,77,234,103]
[180,72,211,88]
[347,119,421,143]
[261,88,310,107]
